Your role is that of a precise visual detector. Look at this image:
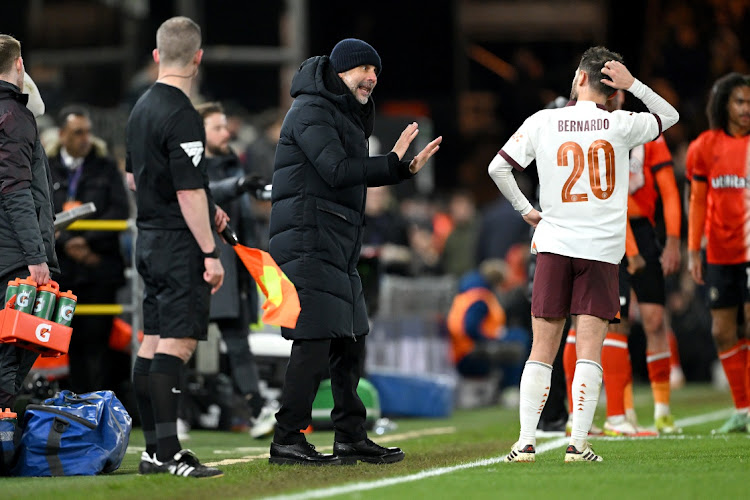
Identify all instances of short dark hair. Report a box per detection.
[0,34,21,75]
[156,16,201,67]
[578,46,624,98]
[706,72,750,131]
[57,105,90,129]
[195,101,224,121]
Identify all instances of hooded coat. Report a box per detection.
[269,55,412,340]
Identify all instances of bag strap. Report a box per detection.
[45,417,68,476]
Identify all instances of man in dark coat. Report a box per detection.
[268,38,442,465]
[49,105,130,395]
[0,36,59,409]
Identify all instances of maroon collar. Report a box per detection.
[566,99,607,110]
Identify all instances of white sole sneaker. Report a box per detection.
[504,442,536,462]
[564,443,602,462]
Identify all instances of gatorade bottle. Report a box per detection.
[33,282,59,321]
[53,290,77,327]
[4,279,19,304]
[14,278,37,314]
[0,408,17,474]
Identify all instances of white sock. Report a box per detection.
[654,402,670,419]
[518,360,553,446]
[570,359,603,450]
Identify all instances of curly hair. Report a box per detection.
[706,72,750,130]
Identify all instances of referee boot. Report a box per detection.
[269,441,341,466]
[334,438,405,465]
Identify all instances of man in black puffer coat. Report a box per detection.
[268,38,442,465]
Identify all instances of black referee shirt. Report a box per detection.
[126,82,211,230]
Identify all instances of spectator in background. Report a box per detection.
[196,101,277,439]
[439,189,479,277]
[361,186,412,315]
[476,194,531,263]
[48,104,130,395]
[0,37,58,410]
[447,259,528,391]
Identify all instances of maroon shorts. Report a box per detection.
[531,252,619,321]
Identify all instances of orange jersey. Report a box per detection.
[687,130,750,264]
[628,137,681,238]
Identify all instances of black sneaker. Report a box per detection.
[162,449,224,478]
[333,438,405,465]
[138,452,165,475]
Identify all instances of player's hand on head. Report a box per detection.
[600,60,635,90]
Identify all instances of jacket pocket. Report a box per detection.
[315,199,359,270]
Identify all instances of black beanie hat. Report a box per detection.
[330,38,381,75]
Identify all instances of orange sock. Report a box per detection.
[668,330,681,369]
[563,329,577,414]
[719,341,748,410]
[647,351,671,410]
[624,381,634,413]
[602,332,630,418]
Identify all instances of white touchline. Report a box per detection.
[259,407,736,500]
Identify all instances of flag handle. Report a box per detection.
[220,224,239,247]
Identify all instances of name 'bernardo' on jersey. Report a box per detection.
[558,118,610,132]
[711,174,750,189]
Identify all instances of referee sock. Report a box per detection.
[602,333,630,419]
[563,329,577,414]
[150,353,184,462]
[517,360,553,447]
[719,341,748,411]
[646,351,671,418]
[569,360,603,450]
[132,356,157,457]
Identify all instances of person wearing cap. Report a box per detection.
[268,38,441,465]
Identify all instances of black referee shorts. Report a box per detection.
[136,229,211,340]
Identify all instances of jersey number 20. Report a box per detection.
[557,140,615,202]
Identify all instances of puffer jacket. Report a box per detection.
[269,55,412,339]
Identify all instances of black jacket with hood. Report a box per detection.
[269,55,412,340]
[0,80,58,278]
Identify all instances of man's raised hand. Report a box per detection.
[409,136,443,174]
[391,122,419,160]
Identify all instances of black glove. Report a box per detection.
[236,174,266,192]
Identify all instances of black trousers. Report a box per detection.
[273,336,367,445]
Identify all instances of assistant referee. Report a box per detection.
[125,16,225,479]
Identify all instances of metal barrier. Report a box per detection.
[64,218,141,359]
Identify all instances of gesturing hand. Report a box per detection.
[409,136,443,174]
[391,122,419,160]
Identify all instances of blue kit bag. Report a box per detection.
[12,390,132,476]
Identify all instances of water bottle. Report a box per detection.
[53,290,77,327]
[33,281,59,320]
[14,278,37,314]
[0,408,17,475]
[4,279,19,305]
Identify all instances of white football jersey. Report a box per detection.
[500,100,662,264]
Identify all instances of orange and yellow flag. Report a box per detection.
[233,244,300,328]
